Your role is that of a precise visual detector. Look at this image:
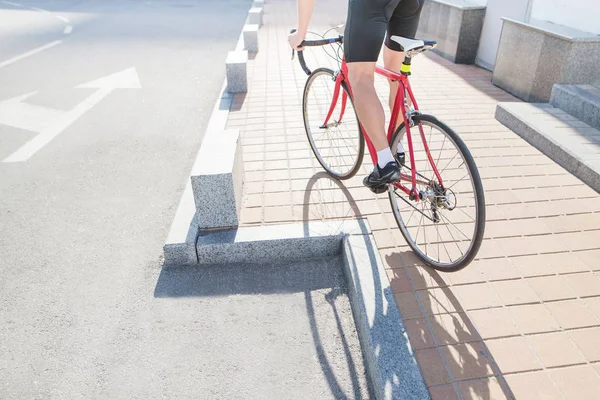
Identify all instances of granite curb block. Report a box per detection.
[248,7,263,27]
[226,50,248,93]
[190,129,244,229]
[163,181,199,265]
[343,234,431,400]
[162,82,234,266]
[495,102,600,193]
[243,24,259,53]
[195,219,370,265]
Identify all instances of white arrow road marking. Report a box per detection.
[0,92,67,132]
[2,67,142,163]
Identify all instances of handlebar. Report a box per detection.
[290,29,343,75]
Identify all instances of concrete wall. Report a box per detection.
[492,18,600,103]
[416,0,486,64]
[530,0,600,36]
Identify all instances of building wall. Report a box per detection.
[475,0,599,70]
[531,0,600,35]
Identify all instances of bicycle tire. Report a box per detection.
[303,68,364,180]
[388,114,486,272]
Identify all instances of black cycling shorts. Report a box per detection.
[344,0,424,63]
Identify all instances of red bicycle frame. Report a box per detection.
[320,59,445,200]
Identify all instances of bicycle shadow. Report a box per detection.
[300,171,515,399]
[385,251,516,399]
[301,172,430,398]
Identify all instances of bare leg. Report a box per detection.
[383,46,406,134]
[347,59,402,188]
[345,62,388,152]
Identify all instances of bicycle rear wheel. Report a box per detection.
[303,68,364,180]
[388,114,485,272]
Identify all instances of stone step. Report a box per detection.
[495,102,600,193]
[550,84,600,130]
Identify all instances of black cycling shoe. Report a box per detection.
[363,161,401,193]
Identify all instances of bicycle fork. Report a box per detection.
[319,72,348,129]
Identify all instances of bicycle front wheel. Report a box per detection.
[303,68,364,180]
[388,114,486,272]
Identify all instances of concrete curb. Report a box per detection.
[195,219,368,265]
[495,102,600,193]
[550,84,600,130]
[163,80,234,265]
[164,3,265,263]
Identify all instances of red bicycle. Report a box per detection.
[294,32,485,271]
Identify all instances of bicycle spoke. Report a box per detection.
[304,70,361,178]
[388,117,484,270]
[442,214,464,258]
[438,150,460,177]
[438,212,473,242]
[448,172,471,189]
[455,205,476,222]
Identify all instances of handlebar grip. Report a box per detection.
[297,50,311,76]
[290,29,312,76]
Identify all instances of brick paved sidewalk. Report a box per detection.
[227,1,600,398]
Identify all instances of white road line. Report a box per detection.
[0,40,62,70]
[2,1,73,34]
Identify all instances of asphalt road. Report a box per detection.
[0,0,279,397]
[0,2,370,398]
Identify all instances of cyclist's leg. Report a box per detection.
[343,0,390,155]
[384,0,425,133]
[345,63,387,152]
[383,48,405,134]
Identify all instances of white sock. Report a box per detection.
[377,148,396,169]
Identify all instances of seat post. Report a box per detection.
[400,54,412,76]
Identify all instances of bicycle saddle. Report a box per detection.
[390,36,437,53]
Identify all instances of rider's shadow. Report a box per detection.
[301,172,514,400]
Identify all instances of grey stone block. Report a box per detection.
[551,84,600,130]
[163,181,199,266]
[496,102,600,193]
[243,24,259,53]
[342,235,430,400]
[248,7,263,26]
[493,19,600,103]
[226,50,248,93]
[196,219,371,265]
[191,129,244,229]
[416,0,486,64]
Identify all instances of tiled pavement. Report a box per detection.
[226,1,600,398]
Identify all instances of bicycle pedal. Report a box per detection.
[368,184,389,194]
